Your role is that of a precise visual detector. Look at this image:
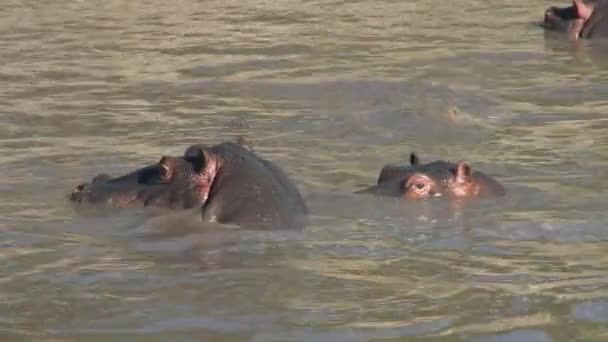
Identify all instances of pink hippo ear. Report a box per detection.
[574,0,593,20]
[454,161,473,184]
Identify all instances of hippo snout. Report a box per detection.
[69,174,112,203]
[91,174,111,183]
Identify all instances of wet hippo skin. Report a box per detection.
[358,153,505,199]
[70,140,308,229]
[544,0,608,39]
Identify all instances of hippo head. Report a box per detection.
[366,153,505,199]
[543,0,596,39]
[70,140,308,229]
[70,145,218,209]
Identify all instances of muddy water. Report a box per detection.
[2,0,608,340]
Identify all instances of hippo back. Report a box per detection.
[201,143,308,229]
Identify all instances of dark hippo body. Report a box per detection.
[359,153,505,200]
[543,0,608,39]
[70,140,308,229]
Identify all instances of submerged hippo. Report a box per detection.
[70,140,308,229]
[543,0,608,39]
[359,153,505,199]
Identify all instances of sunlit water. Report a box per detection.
[2,0,608,340]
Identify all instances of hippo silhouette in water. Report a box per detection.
[543,0,608,39]
[70,139,308,229]
[359,153,505,199]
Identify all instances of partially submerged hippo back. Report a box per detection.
[544,0,608,39]
[359,153,505,199]
[70,140,308,229]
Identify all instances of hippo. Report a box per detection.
[358,153,505,199]
[70,139,308,229]
[543,0,608,39]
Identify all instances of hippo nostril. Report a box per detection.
[69,183,87,201]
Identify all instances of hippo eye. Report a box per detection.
[415,183,426,190]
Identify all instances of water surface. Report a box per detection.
[2,0,608,340]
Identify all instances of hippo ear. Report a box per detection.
[410,153,420,166]
[454,161,472,184]
[183,145,210,173]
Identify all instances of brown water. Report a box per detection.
[2,0,608,340]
